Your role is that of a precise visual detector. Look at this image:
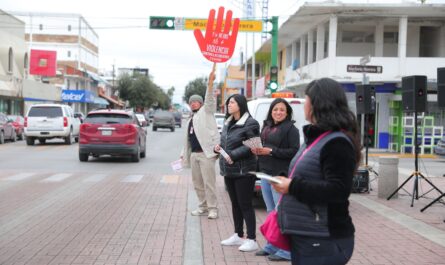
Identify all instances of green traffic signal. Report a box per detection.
[150,16,175,30]
[269,81,278,92]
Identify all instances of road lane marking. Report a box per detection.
[3,173,36,181]
[41,173,72,182]
[121,174,144,183]
[83,174,107,182]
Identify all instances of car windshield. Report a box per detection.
[28,107,63,117]
[84,113,132,124]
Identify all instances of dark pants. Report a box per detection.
[290,235,354,265]
[224,175,256,240]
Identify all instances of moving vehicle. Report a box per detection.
[7,115,25,140]
[135,113,149,127]
[0,113,16,143]
[24,104,80,145]
[152,110,175,132]
[214,113,225,134]
[78,109,147,162]
[173,111,182,128]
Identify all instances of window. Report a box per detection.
[67,50,71,57]
[342,31,374,43]
[39,24,43,30]
[67,79,71,88]
[68,25,72,31]
[8,48,13,73]
[24,53,28,72]
[384,32,398,44]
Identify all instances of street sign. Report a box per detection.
[347,65,383,74]
[184,19,262,32]
[360,55,371,65]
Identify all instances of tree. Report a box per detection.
[116,73,132,100]
[183,76,208,103]
[167,86,175,100]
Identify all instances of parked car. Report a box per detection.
[434,136,445,156]
[7,115,25,140]
[214,113,225,134]
[135,113,149,127]
[173,111,182,128]
[74,112,85,123]
[24,104,80,145]
[152,110,175,132]
[0,112,16,143]
[78,109,147,162]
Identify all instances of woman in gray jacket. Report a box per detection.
[215,94,260,252]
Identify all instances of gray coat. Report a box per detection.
[219,112,260,177]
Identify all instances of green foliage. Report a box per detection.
[116,73,171,110]
[183,77,208,103]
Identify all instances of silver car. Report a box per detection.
[152,110,175,132]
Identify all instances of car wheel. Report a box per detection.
[11,130,17,142]
[39,139,46,144]
[26,137,34,146]
[152,126,157,131]
[171,127,175,132]
[65,131,72,145]
[131,146,140,162]
[140,143,146,158]
[179,123,181,128]
[79,153,88,162]
[18,132,24,140]
[75,136,79,143]
[0,131,4,144]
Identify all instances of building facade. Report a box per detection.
[253,0,445,153]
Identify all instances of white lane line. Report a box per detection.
[121,174,144,183]
[83,174,107,183]
[41,173,72,182]
[3,173,36,181]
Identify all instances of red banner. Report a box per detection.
[30,49,57,76]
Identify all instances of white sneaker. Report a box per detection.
[191,209,208,216]
[221,233,245,246]
[238,239,259,252]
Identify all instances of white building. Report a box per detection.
[255,0,445,152]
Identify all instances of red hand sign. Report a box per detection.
[194,7,240,63]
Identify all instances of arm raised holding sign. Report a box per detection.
[194,6,240,63]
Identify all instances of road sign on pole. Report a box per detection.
[149,16,263,32]
[347,65,383,74]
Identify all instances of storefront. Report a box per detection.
[61,89,108,114]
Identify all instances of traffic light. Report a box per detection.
[149,16,175,30]
[269,66,278,92]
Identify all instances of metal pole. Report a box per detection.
[252,33,256,99]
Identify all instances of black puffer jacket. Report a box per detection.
[258,119,300,176]
[219,112,260,177]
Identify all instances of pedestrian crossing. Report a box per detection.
[0,172,161,184]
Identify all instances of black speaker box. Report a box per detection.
[438,68,445,109]
[352,168,369,193]
[401,75,427,113]
[356,85,376,114]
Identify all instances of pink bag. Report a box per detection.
[260,210,291,251]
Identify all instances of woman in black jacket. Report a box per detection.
[252,98,300,261]
[272,78,361,265]
[215,94,260,252]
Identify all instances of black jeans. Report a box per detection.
[290,235,354,265]
[224,175,256,240]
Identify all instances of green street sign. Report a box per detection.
[149,16,175,30]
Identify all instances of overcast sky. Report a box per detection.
[3,0,298,103]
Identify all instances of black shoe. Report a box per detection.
[255,249,270,256]
[268,254,288,261]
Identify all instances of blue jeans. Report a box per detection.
[261,179,291,260]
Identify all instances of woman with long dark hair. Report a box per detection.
[215,94,260,252]
[272,78,361,265]
[252,98,300,261]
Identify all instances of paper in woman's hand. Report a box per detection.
[242,137,263,149]
[248,171,282,184]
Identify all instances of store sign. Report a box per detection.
[61,90,94,103]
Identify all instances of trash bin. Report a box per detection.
[378,156,399,199]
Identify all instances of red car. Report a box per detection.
[78,109,147,162]
[7,115,25,140]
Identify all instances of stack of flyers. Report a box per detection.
[242,137,263,149]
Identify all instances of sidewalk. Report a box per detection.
[183,161,445,265]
